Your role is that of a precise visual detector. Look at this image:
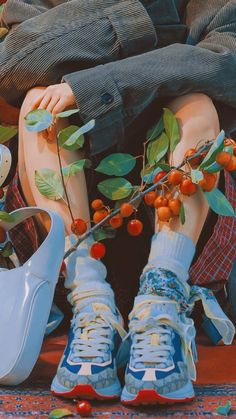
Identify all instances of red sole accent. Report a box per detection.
[52,384,119,401]
[122,389,195,406]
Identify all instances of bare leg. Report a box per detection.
[160,93,220,243]
[18,87,90,233]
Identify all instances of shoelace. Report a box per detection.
[129,317,174,368]
[70,311,126,363]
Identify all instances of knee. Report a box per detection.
[20,87,46,118]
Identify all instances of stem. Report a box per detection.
[64,142,212,259]
[56,135,75,225]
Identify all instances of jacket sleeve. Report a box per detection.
[63,0,236,155]
[0,0,67,28]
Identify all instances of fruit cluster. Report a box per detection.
[68,137,236,260]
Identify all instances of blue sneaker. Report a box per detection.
[121,294,196,406]
[51,293,126,400]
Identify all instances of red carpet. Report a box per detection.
[0,333,236,418]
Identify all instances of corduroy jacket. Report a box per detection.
[1,0,236,155]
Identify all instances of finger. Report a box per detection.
[51,98,67,116]
[29,92,46,111]
[46,96,60,113]
[37,94,53,110]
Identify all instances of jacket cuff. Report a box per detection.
[105,0,157,58]
[63,65,124,155]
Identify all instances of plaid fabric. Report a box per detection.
[5,170,236,292]
[189,171,236,291]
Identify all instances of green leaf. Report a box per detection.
[147,117,164,142]
[147,132,169,165]
[48,408,74,419]
[25,110,53,132]
[158,163,171,172]
[0,125,18,143]
[180,202,185,225]
[62,159,91,177]
[35,169,64,201]
[95,153,136,176]
[163,108,180,152]
[191,169,204,184]
[58,120,95,150]
[93,226,117,241]
[56,109,79,118]
[204,161,222,173]
[0,211,15,222]
[98,178,133,200]
[216,401,231,416]
[204,188,235,216]
[1,242,13,258]
[200,130,225,169]
[58,125,83,151]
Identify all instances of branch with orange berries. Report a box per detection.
[18,107,236,261]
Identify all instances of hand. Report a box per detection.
[30,83,77,115]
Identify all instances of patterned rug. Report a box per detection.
[0,384,236,418]
[1,333,236,418]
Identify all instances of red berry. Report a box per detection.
[198,171,217,192]
[153,171,167,185]
[144,191,157,206]
[91,199,104,211]
[90,242,106,259]
[184,148,201,167]
[93,209,109,224]
[120,203,134,218]
[157,206,172,222]
[0,226,6,244]
[168,198,181,216]
[180,178,198,196]
[76,400,92,417]
[109,213,123,228]
[0,188,4,199]
[153,196,168,209]
[71,218,87,235]
[225,155,236,172]
[127,219,143,236]
[167,170,183,186]
[215,151,232,167]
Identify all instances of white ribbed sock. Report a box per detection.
[148,227,195,281]
[64,234,107,290]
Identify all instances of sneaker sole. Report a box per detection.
[121,382,195,406]
[51,376,121,400]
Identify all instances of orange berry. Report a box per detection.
[153,171,167,185]
[199,171,217,192]
[184,148,200,167]
[168,198,181,216]
[93,209,109,224]
[127,219,143,236]
[0,226,6,243]
[154,195,168,209]
[120,203,134,218]
[71,218,87,235]
[144,191,157,206]
[91,199,104,211]
[168,170,183,186]
[90,242,106,259]
[180,178,198,196]
[225,155,236,172]
[109,213,123,229]
[216,151,232,167]
[157,206,172,222]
